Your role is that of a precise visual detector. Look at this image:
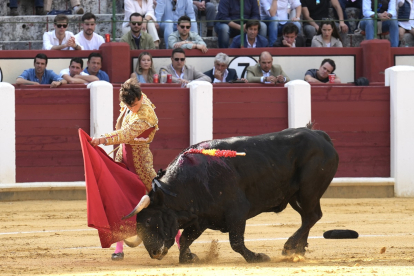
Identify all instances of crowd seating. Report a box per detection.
[1,0,414,50]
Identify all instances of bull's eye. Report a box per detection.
[146,218,151,227]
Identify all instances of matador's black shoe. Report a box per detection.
[111,252,124,261]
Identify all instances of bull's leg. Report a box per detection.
[228,220,271,263]
[179,225,206,263]
[282,198,323,256]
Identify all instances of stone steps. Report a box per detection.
[1,0,123,16]
[2,4,414,50]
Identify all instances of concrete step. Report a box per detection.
[1,0,123,16]
[0,14,124,42]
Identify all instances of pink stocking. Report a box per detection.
[114,241,124,254]
[175,230,181,249]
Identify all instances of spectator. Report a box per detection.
[397,0,414,45]
[122,0,160,49]
[168,15,208,52]
[155,0,198,48]
[193,0,217,36]
[204,52,248,83]
[259,0,302,46]
[230,20,269,48]
[83,53,110,82]
[131,52,157,83]
[274,23,306,47]
[311,20,343,47]
[75,13,105,50]
[246,51,290,84]
[333,0,363,33]
[305,58,341,83]
[301,0,348,46]
[44,0,84,14]
[43,14,82,50]
[159,48,211,85]
[60,57,99,84]
[215,0,267,48]
[16,53,66,87]
[9,0,46,15]
[355,76,369,85]
[120,13,156,50]
[360,0,398,47]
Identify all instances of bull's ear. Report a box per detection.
[151,188,165,206]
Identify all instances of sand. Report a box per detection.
[1,198,414,275]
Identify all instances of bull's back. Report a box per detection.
[209,128,338,215]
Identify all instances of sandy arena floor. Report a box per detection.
[1,198,414,275]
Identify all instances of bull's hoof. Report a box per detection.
[282,248,306,256]
[179,249,199,264]
[282,248,296,256]
[247,253,271,263]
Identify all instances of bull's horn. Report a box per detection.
[124,235,142,248]
[122,195,150,220]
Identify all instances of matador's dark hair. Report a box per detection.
[119,78,142,106]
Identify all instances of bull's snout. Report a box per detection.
[150,246,168,260]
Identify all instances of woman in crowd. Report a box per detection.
[131,52,156,83]
[311,21,343,47]
[123,0,160,49]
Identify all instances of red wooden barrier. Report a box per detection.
[311,86,390,177]
[213,85,289,139]
[15,86,90,182]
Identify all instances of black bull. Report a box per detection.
[123,126,339,263]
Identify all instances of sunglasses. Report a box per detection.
[174,58,185,62]
[56,24,68,28]
[131,21,142,26]
[180,25,191,29]
[172,0,176,11]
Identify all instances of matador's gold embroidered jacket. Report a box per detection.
[103,93,158,191]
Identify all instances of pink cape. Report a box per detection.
[78,129,147,248]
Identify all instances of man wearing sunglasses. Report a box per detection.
[120,13,156,50]
[43,14,82,50]
[155,0,198,48]
[168,15,208,53]
[160,48,211,85]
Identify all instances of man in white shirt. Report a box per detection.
[75,13,105,50]
[43,14,83,50]
[60,57,99,84]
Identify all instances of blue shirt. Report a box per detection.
[135,72,147,83]
[215,0,260,24]
[155,0,196,24]
[17,68,62,84]
[83,68,110,82]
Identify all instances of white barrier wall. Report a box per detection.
[188,81,213,145]
[385,66,414,197]
[0,82,15,184]
[285,80,311,128]
[88,81,114,156]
